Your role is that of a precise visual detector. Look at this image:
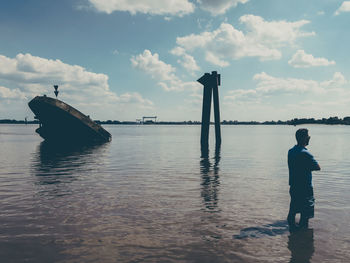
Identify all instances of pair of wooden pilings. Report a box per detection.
[197,71,221,155]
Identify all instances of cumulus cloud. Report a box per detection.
[223,72,350,120]
[240,15,315,47]
[175,15,315,67]
[0,54,110,94]
[288,50,336,68]
[131,49,200,91]
[170,47,200,73]
[335,1,350,15]
[87,0,249,17]
[197,0,249,15]
[0,86,26,100]
[253,72,323,94]
[225,72,347,103]
[320,72,347,88]
[119,92,153,105]
[88,0,194,16]
[0,53,153,120]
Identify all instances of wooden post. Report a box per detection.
[197,71,221,150]
[200,74,212,149]
[212,71,221,146]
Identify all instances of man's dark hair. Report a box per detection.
[295,128,309,144]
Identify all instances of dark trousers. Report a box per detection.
[288,186,314,228]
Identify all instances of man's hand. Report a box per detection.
[314,164,321,171]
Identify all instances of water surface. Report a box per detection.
[0,124,349,262]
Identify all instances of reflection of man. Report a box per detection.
[288,229,314,263]
[287,129,320,231]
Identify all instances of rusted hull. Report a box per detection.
[28,96,111,144]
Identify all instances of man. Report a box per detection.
[287,128,320,231]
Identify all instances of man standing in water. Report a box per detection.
[288,128,321,231]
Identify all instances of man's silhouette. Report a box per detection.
[287,128,320,231]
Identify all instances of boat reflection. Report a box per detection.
[32,141,109,196]
[200,144,221,212]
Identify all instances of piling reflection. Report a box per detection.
[32,141,108,196]
[288,229,314,263]
[200,145,221,212]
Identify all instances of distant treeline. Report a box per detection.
[95,116,350,125]
[2,116,350,125]
[94,120,202,125]
[0,119,39,124]
[222,116,350,125]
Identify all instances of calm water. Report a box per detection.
[0,124,349,262]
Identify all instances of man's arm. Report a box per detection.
[305,151,321,171]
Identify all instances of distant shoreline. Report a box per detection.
[2,116,350,126]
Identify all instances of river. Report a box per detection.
[0,124,349,262]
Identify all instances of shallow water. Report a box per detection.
[0,124,349,262]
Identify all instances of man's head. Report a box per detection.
[295,128,310,146]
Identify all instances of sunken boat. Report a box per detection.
[28,95,111,144]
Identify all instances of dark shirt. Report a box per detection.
[288,145,319,188]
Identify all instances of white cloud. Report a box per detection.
[87,0,249,17]
[288,50,336,68]
[320,72,347,88]
[119,92,153,105]
[88,0,194,16]
[131,49,200,91]
[197,0,249,15]
[335,1,350,15]
[175,15,314,67]
[225,73,322,105]
[0,53,154,120]
[253,72,324,94]
[205,52,230,67]
[224,89,260,105]
[239,15,315,47]
[225,72,347,103]
[170,47,200,73]
[131,50,175,81]
[0,86,26,100]
[223,72,350,121]
[0,53,109,91]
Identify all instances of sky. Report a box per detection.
[1,0,350,121]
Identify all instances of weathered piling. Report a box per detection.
[197,71,222,151]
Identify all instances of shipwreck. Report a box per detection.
[28,90,111,144]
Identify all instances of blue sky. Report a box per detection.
[1,0,350,121]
